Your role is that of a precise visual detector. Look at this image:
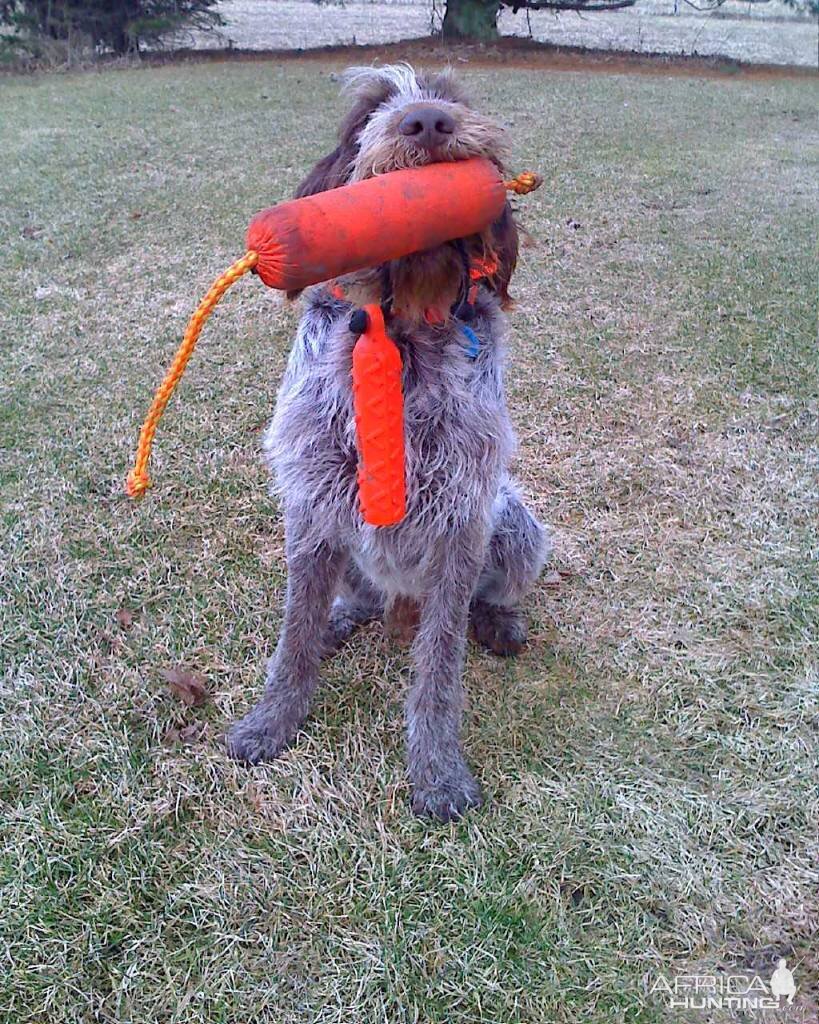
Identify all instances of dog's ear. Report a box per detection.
[490,204,519,308]
[288,148,352,294]
[294,146,353,199]
[293,101,363,199]
[289,71,394,296]
[295,68,396,199]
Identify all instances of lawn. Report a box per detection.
[1,58,817,1023]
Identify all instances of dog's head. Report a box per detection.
[295,64,518,317]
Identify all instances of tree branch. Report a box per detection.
[678,0,727,10]
[503,0,636,11]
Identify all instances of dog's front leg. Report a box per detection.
[407,532,486,822]
[227,530,345,765]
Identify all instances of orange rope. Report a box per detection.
[124,250,259,498]
[504,171,543,195]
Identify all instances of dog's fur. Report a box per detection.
[227,65,550,821]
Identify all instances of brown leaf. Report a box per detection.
[130,211,143,220]
[179,722,208,745]
[115,607,135,630]
[246,781,265,813]
[162,668,209,707]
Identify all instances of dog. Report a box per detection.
[227,65,550,821]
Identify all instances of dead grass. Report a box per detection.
[1,61,818,1024]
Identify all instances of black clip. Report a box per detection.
[453,301,476,323]
[349,308,369,337]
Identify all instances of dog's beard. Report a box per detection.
[351,135,456,181]
[337,245,463,324]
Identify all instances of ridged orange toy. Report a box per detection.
[351,305,406,527]
[125,159,542,526]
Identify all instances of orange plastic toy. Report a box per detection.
[351,304,406,526]
[125,159,541,526]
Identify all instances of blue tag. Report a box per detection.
[461,325,481,360]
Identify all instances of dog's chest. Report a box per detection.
[267,309,514,538]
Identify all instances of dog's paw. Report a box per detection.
[225,703,299,765]
[410,768,483,823]
[470,600,527,657]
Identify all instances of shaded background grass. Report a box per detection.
[1,60,817,1022]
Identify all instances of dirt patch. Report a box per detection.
[148,35,818,81]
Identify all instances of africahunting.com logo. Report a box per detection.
[650,959,797,1012]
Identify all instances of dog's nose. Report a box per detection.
[398,106,455,150]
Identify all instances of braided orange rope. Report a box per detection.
[125,250,259,498]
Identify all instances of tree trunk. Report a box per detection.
[110,26,131,54]
[97,2,133,54]
[441,0,500,41]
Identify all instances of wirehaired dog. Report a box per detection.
[227,65,549,821]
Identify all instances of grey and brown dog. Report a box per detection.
[227,65,550,821]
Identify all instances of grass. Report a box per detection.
[1,58,817,1024]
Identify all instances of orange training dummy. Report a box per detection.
[125,159,542,526]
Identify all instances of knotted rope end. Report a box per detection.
[505,171,543,196]
[125,469,151,498]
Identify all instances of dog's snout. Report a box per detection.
[398,106,455,150]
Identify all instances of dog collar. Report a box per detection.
[329,252,499,329]
[460,325,482,360]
